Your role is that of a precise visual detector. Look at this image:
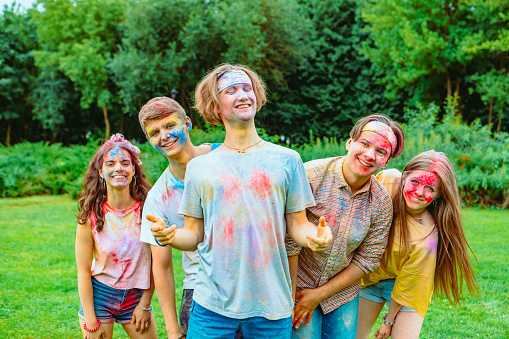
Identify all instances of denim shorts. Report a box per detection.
[359,279,415,312]
[78,276,144,324]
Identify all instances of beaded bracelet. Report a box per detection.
[382,313,396,327]
[138,304,153,313]
[83,319,101,332]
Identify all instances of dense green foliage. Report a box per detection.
[2,103,508,207]
[0,3,37,146]
[270,0,406,144]
[1,195,507,338]
[110,0,312,130]
[1,0,508,145]
[362,0,509,127]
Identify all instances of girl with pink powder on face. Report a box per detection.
[356,150,479,339]
[76,134,158,339]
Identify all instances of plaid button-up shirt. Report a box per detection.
[286,156,393,313]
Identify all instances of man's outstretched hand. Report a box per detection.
[147,215,177,246]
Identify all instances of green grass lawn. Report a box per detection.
[0,196,507,338]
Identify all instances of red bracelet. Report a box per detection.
[83,319,101,332]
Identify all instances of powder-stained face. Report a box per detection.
[217,83,257,124]
[344,131,392,178]
[403,170,440,212]
[145,113,190,158]
[100,147,135,188]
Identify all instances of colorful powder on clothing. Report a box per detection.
[249,169,273,199]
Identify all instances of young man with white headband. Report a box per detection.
[149,63,332,339]
[287,115,405,339]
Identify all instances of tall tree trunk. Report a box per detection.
[445,68,452,98]
[119,112,125,134]
[455,74,460,95]
[496,114,502,133]
[491,52,506,129]
[6,120,11,146]
[102,105,111,139]
[488,98,494,125]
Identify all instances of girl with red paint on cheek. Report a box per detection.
[356,150,480,339]
[75,134,158,339]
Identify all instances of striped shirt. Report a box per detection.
[286,156,393,313]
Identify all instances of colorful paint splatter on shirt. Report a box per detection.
[179,142,315,320]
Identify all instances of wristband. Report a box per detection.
[155,238,169,247]
[83,319,101,332]
[382,313,396,326]
[138,304,153,313]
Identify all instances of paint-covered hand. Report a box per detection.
[292,288,322,329]
[131,304,152,333]
[375,323,392,339]
[147,215,177,246]
[306,216,332,251]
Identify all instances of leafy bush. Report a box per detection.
[293,131,346,163]
[1,109,508,207]
[0,140,97,198]
[394,102,509,207]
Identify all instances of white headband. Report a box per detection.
[361,121,397,155]
[217,70,252,93]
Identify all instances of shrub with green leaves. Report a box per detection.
[0,140,97,198]
[394,102,509,207]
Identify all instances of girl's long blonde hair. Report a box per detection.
[387,150,479,304]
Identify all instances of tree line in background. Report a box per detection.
[2,102,509,207]
[1,0,508,146]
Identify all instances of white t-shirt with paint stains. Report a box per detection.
[179,142,315,320]
[140,167,199,289]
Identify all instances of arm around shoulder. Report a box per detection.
[351,191,393,274]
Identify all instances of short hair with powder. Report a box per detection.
[138,97,187,136]
[194,64,267,125]
[350,114,405,158]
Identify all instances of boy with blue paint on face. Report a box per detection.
[138,97,221,338]
[148,64,333,339]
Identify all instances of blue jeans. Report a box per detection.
[187,301,292,339]
[292,295,359,339]
[180,290,243,338]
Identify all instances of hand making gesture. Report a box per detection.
[146,215,177,246]
[306,216,332,251]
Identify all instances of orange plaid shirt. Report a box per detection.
[286,156,393,313]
